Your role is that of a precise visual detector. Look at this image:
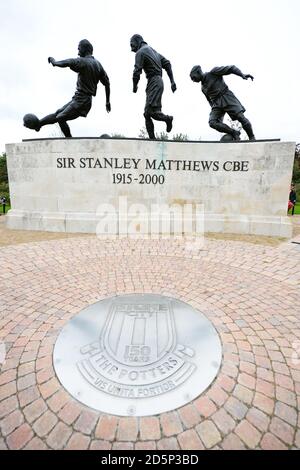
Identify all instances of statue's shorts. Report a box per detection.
[56,93,92,121]
[144,75,164,116]
[209,90,246,123]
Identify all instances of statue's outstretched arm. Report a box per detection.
[212,65,254,81]
[48,57,74,68]
[232,66,254,81]
[242,73,254,81]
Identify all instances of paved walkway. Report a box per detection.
[0,228,300,450]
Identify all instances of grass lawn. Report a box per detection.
[0,204,10,215]
[289,202,300,215]
[293,202,300,215]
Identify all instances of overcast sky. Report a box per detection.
[0,0,299,152]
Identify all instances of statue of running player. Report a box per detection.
[190,65,255,141]
[130,34,177,140]
[23,39,111,137]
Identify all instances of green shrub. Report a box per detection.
[0,153,10,203]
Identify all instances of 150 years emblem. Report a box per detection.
[54,294,222,416]
[77,301,196,399]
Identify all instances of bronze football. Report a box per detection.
[220,133,235,143]
[23,114,40,130]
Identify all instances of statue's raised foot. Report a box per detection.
[166,116,173,133]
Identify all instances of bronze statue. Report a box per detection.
[23,39,111,137]
[130,34,177,140]
[190,65,255,141]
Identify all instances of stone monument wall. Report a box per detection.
[5,138,295,237]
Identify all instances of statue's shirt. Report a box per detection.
[201,65,246,114]
[133,45,171,82]
[201,66,244,106]
[68,56,109,97]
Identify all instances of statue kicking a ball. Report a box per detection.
[23,39,111,137]
[190,65,255,141]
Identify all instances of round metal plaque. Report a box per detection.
[53,294,222,416]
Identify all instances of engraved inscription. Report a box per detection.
[54,294,223,416]
[56,156,250,186]
[77,301,196,398]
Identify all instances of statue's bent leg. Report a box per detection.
[151,111,167,122]
[58,121,72,138]
[237,113,256,141]
[38,102,71,134]
[208,108,238,138]
[151,112,173,133]
[56,105,81,138]
[39,112,72,137]
[209,118,237,135]
[39,113,58,129]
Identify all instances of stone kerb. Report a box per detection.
[5,138,295,237]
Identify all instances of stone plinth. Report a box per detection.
[5,138,295,237]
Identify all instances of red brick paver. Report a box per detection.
[117,417,138,441]
[140,417,161,441]
[95,415,118,441]
[0,235,299,450]
[196,420,222,449]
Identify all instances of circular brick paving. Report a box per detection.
[0,236,299,450]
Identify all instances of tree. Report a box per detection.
[138,127,148,139]
[156,131,168,141]
[138,127,168,140]
[0,153,8,183]
[172,133,188,142]
[48,124,64,137]
[111,133,126,138]
[0,153,10,204]
[291,144,300,197]
[295,143,300,166]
